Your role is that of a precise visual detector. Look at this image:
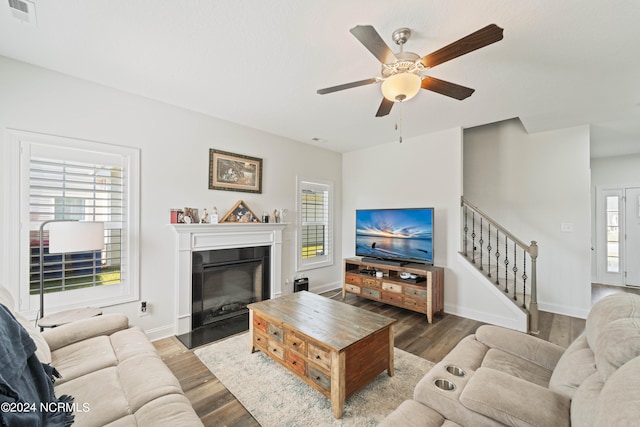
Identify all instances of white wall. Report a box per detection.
[0,55,342,339]
[342,127,527,331]
[464,119,592,318]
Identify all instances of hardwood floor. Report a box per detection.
[153,291,586,427]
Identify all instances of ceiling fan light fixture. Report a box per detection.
[381,72,421,102]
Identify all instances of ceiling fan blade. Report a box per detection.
[350,25,398,65]
[317,78,379,95]
[420,24,504,68]
[421,77,475,100]
[375,98,394,117]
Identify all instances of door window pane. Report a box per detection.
[606,195,620,273]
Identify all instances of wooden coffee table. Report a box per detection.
[247,291,396,419]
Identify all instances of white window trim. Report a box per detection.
[4,129,140,318]
[296,176,334,272]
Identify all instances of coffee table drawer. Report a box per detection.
[345,284,361,294]
[308,365,331,392]
[286,350,306,376]
[253,314,268,333]
[253,330,269,351]
[308,343,332,371]
[267,340,285,360]
[267,323,284,343]
[285,330,307,355]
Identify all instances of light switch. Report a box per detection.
[561,223,574,232]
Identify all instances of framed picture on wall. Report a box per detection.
[209,149,262,193]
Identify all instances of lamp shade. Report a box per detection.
[381,73,422,102]
[48,221,104,253]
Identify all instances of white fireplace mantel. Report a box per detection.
[171,223,287,336]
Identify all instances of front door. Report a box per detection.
[624,187,640,287]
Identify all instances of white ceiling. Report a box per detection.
[1,0,639,155]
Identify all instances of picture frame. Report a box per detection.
[209,149,262,194]
[183,207,199,224]
[220,200,261,223]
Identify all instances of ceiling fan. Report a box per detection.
[317,24,504,117]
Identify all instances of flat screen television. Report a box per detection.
[355,207,434,265]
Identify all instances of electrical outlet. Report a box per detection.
[139,301,148,317]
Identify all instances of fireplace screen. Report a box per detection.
[192,246,270,329]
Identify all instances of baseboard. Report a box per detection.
[537,301,589,319]
[310,280,342,295]
[444,303,527,332]
[145,324,176,342]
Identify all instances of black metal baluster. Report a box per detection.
[463,205,468,257]
[512,244,518,301]
[495,230,500,286]
[522,255,528,309]
[471,211,476,264]
[504,238,509,293]
[487,224,492,278]
[479,217,484,270]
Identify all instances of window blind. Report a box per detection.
[28,157,124,294]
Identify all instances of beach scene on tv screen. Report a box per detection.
[356,209,433,263]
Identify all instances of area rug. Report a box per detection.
[194,332,433,426]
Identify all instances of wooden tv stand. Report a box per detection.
[342,257,444,323]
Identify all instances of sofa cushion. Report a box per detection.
[570,372,604,427]
[110,326,159,361]
[117,353,183,413]
[586,293,640,349]
[132,393,205,426]
[413,361,503,427]
[460,367,570,427]
[54,366,131,427]
[594,356,640,427]
[378,399,459,427]
[475,325,565,371]
[593,317,640,381]
[439,334,489,371]
[481,348,553,388]
[548,334,596,399]
[51,335,117,385]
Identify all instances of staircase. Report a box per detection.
[460,197,539,334]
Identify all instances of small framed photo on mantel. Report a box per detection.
[209,149,262,194]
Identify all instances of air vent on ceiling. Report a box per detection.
[8,0,37,26]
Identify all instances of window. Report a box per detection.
[296,177,333,271]
[7,130,140,315]
[606,195,620,273]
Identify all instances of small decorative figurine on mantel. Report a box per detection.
[273,209,279,223]
[200,208,209,224]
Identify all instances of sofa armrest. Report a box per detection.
[42,313,129,351]
[475,325,565,371]
[460,367,570,427]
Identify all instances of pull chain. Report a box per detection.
[395,101,403,143]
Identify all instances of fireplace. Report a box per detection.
[192,246,269,328]
[171,223,286,347]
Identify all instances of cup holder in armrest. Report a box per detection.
[445,365,466,377]
[434,378,456,391]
